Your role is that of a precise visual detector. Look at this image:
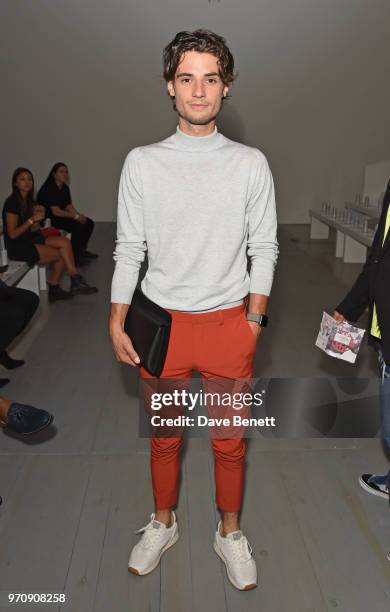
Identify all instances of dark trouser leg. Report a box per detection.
[70,218,94,255]
[381,363,390,449]
[373,339,390,448]
[370,339,390,501]
[0,304,29,351]
[81,217,94,251]
[51,217,94,256]
[0,288,39,349]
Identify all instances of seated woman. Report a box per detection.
[37,162,97,266]
[2,167,98,302]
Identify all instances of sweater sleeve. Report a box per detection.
[111,148,147,304]
[246,150,279,296]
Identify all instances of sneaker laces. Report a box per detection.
[134,515,167,550]
[225,532,253,563]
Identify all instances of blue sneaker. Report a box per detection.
[359,473,389,500]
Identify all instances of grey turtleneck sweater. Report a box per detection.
[111,125,278,311]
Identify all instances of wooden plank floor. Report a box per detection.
[0,223,389,612]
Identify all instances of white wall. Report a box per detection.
[1,0,390,223]
[363,160,390,202]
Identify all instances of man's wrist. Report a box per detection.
[247,293,269,325]
[110,303,130,328]
[109,314,125,327]
[246,312,268,328]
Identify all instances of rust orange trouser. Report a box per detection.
[139,302,256,512]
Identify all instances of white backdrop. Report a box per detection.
[1,0,390,222]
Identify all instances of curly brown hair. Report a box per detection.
[162,29,237,109]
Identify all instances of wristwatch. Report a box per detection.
[246,313,268,328]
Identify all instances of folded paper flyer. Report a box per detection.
[315,312,365,363]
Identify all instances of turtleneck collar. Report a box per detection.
[169,124,225,152]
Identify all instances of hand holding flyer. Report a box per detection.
[315,312,365,363]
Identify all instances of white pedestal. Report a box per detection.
[343,235,367,263]
[310,216,329,239]
[38,266,47,290]
[335,230,345,258]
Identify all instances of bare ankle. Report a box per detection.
[0,398,11,421]
[221,512,240,536]
[155,509,172,527]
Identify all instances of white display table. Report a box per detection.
[345,202,380,221]
[309,209,374,263]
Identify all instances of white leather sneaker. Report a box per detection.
[213,520,257,590]
[128,511,179,575]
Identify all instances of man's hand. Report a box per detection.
[109,319,140,366]
[109,304,140,366]
[247,320,262,341]
[333,310,347,323]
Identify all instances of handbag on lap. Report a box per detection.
[124,288,172,377]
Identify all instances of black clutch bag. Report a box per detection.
[124,288,172,377]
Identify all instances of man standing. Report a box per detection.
[109,29,278,590]
[334,179,390,502]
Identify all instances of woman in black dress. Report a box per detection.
[2,168,97,301]
[37,162,97,266]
